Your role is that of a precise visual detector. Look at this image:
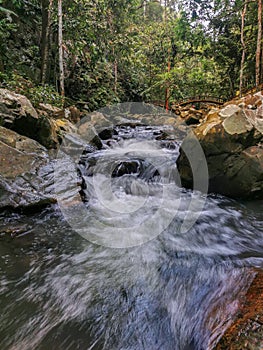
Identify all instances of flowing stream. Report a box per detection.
[0,125,263,350]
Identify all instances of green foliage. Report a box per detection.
[27,85,65,108]
[0,1,17,67]
[0,5,17,17]
[0,72,34,93]
[0,72,64,107]
[0,0,261,109]
[0,17,16,46]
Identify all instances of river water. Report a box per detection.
[0,125,262,350]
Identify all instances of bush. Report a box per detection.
[27,85,64,108]
[0,72,64,108]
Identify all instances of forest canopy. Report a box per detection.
[0,0,262,110]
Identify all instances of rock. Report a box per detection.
[236,146,263,196]
[36,114,77,148]
[244,93,263,109]
[78,121,103,150]
[50,106,81,123]
[255,117,263,134]
[179,107,205,125]
[68,106,81,123]
[36,114,59,148]
[78,112,113,149]
[184,112,202,125]
[112,161,141,177]
[219,104,241,118]
[0,88,38,128]
[89,112,112,129]
[0,88,40,141]
[206,146,263,198]
[177,91,263,199]
[53,118,77,140]
[222,110,253,135]
[0,127,56,210]
[98,128,117,140]
[215,270,263,350]
[112,115,142,126]
[0,89,78,149]
[38,103,61,115]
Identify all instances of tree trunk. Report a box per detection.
[164,0,170,110]
[256,0,262,87]
[239,1,247,97]
[165,49,171,111]
[0,56,4,72]
[114,58,118,94]
[163,0,167,21]
[143,0,146,18]
[40,0,53,84]
[58,0,65,97]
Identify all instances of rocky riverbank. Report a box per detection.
[0,88,263,349]
[1,87,263,212]
[0,88,80,211]
[0,90,184,211]
[177,91,263,199]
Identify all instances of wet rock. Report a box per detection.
[78,112,119,149]
[78,126,103,150]
[98,128,117,140]
[216,270,263,350]
[112,161,141,177]
[35,113,77,149]
[0,127,56,210]
[154,130,169,140]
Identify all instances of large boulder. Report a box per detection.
[0,127,56,210]
[177,93,263,199]
[0,89,77,149]
[0,88,38,131]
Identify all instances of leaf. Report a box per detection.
[0,6,18,17]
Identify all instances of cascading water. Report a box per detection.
[0,124,262,350]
